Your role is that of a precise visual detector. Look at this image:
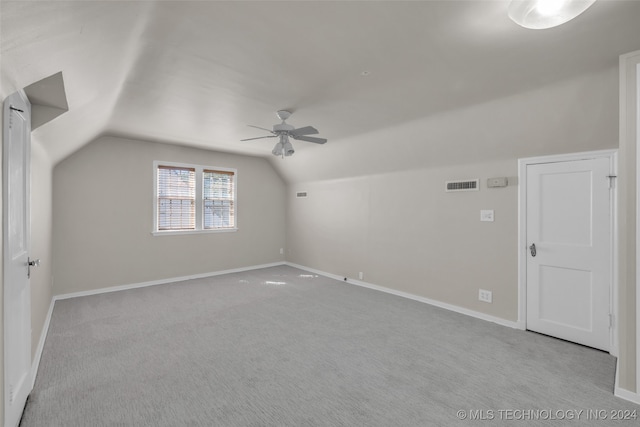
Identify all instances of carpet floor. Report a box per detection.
[20,265,638,426]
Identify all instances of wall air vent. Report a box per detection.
[445,179,479,192]
[296,191,308,198]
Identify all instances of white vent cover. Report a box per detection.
[296,191,308,198]
[445,179,479,192]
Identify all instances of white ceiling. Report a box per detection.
[2,0,640,182]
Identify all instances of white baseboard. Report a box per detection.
[285,262,521,330]
[614,359,640,405]
[615,387,640,405]
[31,297,55,387]
[54,261,286,301]
[613,387,640,405]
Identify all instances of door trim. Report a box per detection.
[634,54,640,403]
[517,149,618,355]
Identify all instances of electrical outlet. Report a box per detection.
[358,272,364,280]
[279,248,284,255]
[479,289,493,303]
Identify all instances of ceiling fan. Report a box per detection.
[241,110,327,157]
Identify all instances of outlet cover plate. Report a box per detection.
[479,289,493,303]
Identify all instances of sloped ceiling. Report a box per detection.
[2,0,640,183]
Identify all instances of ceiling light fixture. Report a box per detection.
[508,0,597,29]
[272,135,295,158]
[272,140,283,157]
[283,140,295,157]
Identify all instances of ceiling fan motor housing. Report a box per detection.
[273,123,294,132]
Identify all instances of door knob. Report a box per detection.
[27,257,40,278]
[529,243,537,257]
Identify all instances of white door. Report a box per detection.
[526,157,611,351]
[3,91,32,427]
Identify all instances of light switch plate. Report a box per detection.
[480,210,494,222]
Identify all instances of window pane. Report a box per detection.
[157,166,195,230]
[203,170,235,229]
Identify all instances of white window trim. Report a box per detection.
[152,160,237,235]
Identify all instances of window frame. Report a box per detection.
[153,161,237,236]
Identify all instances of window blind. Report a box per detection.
[203,170,235,229]
[157,166,196,230]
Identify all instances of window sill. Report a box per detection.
[152,228,238,236]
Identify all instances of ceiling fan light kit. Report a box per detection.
[272,142,283,157]
[508,0,597,29]
[271,135,295,157]
[241,110,327,158]
[283,140,294,157]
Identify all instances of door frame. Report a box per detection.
[517,149,618,356]
[634,53,640,404]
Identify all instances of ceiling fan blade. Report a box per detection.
[291,135,327,144]
[240,135,277,141]
[247,124,275,134]
[289,126,319,137]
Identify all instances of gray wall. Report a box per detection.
[52,136,286,295]
[287,161,518,321]
[288,161,518,320]
[287,68,618,325]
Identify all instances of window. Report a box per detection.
[154,162,237,234]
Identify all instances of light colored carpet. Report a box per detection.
[21,265,638,426]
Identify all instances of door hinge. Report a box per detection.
[607,175,617,189]
[8,105,24,129]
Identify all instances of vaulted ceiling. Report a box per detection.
[2,0,640,182]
